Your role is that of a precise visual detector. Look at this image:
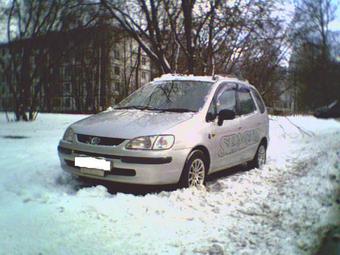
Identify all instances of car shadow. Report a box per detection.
[206,163,251,183]
[74,177,178,196]
[71,163,255,196]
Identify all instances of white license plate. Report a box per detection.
[80,168,105,177]
[75,156,112,171]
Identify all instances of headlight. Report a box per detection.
[126,135,174,150]
[153,135,175,150]
[63,127,74,142]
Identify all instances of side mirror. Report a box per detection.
[206,112,215,122]
[217,109,235,126]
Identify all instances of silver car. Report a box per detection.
[58,75,269,188]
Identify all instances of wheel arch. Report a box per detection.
[178,145,211,187]
[260,137,268,149]
[189,145,211,172]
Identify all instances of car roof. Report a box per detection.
[153,74,215,83]
[152,74,253,87]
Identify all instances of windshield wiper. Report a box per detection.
[114,105,148,110]
[161,108,196,113]
[115,106,196,113]
[114,105,164,111]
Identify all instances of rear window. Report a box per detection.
[251,88,266,113]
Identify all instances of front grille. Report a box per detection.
[73,150,119,159]
[59,146,172,164]
[77,134,125,146]
[111,168,136,176]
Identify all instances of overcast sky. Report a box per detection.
[330,0,340,31]
[0,0,339,43]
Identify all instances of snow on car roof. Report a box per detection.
[152,74,251,86]
[153,74,215,83]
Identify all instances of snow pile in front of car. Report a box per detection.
[0,113,339,255]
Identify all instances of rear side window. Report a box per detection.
[251,88,266,113]
[238,89,256,115]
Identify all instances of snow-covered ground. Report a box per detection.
[0,113,339,255]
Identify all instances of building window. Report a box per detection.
[57,67,62,78]
[115,82,120,91]
[142,56,147,65]
[141,71,146,79]
[75,50,82,63]
[64,65,72,80]
[64,83,71,93]
[53,98,61,107]
[34,55,40,64]
[74,66,82,80]
[114,49,120,60]
[64,97,71,108]
[114,66,120,75]
[85,48,92,59]
[30,56,34,66]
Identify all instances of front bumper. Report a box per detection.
[58,140,190,185]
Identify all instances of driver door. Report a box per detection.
[208,83,242,173]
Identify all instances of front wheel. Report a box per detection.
[248,143,267,169]
[179,150,207,188]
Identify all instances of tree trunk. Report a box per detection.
[181,0,195,74]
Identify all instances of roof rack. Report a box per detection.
[212,73,248,83]
[156,73,250,84]
[212,74,237,80]
[160,73,194,77]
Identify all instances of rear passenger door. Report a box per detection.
[236,84,262,161]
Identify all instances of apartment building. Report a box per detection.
[0,25,152,113]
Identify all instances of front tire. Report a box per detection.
[248,143,267,169]
[179,150,207,188]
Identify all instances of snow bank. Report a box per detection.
[0,113,339,255]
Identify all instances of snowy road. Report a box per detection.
[0,114,339,255]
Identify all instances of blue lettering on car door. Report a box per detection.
[218,129,260,158]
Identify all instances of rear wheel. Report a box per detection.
[248,143,267,169]
[180,150,207,188]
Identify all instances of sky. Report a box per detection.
[329,0,340,31]
[0,0,339,43]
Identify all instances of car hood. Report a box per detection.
[71,109,195,139]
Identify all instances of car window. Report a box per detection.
[216,88,236,114]
[238,89,256,115]
[251,88,265,113]
[206,83,236,120]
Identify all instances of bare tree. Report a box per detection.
[0,1,63,120]
[293,0,336,57]
[289,0,338,110]
[0,0,291,117]
[101,0,288,81]
[100,0,172,74]
[0,0,99,120]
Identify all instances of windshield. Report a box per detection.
[115,80,213,112]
